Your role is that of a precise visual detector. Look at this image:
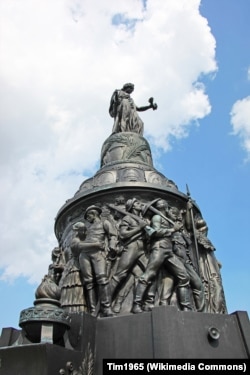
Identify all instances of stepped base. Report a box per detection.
[1,306,249,374]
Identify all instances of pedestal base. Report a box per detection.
[1,306,249,375]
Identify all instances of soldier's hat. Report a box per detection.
[72,221,86,231]
[125,198,137,212]
[84,205,102,219]
[196,219,207,232]
[141,198,161,216]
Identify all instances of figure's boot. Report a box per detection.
[110,277,119,301]
[112,294,124,314]
[177,286,193,311]
[193,289,206,312]
[86,287,96,315]
[131,281,148,314]
[112,274,135,313]
[99,283,114,317]
[143,281,156,311]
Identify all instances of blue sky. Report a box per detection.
[0,0,249,330]
[161,0,250,315]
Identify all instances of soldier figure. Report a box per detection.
[167,205,205,312]
[75,206,117,317]
[111,198,150,308]
[132,199,193,313]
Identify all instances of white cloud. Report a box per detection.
[0,0,217,283]
[230,96,250,161]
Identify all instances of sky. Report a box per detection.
[0,0,249,330]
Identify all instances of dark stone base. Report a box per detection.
[1,306,249,375]
[83,306,250,373]
[0,343,83,375]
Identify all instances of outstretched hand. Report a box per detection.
[148,97,158,110]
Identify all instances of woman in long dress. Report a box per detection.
[109,83,157,135]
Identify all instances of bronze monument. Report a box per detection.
[0,84,249,374]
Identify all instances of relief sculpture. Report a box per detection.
[52,194,227,317]
[186,200,227,314]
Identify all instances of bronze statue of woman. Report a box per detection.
[109,83,157,135]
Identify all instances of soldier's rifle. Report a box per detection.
[142,200,175,226]
[186,184,200,275]
[107,204,156,237]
